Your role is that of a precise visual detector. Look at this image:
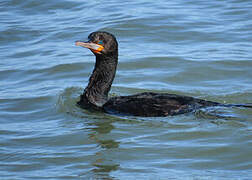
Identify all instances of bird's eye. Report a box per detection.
[98,40,103,45]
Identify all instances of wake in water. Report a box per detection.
[57,87,85,117]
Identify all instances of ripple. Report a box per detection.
[1,0,252,179]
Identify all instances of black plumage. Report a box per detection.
[75,31,251,117]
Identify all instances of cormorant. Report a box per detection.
[75,31,251,117]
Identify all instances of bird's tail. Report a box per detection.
[195,99,252,109]
[221,103,252,108]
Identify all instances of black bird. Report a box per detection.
[75,31,251,117]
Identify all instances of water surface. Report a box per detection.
[1,0,252,179]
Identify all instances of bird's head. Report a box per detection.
[76,31,118,56]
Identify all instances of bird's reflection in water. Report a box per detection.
[87,118,120,179]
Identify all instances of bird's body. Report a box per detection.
[103,92,220,116]
[75,31,251,117]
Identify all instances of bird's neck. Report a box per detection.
[82,54,118,107]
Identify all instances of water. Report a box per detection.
[1,0,252,179]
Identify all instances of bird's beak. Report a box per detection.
[75,41,104,54]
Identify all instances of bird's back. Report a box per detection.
[103,92,220,117]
